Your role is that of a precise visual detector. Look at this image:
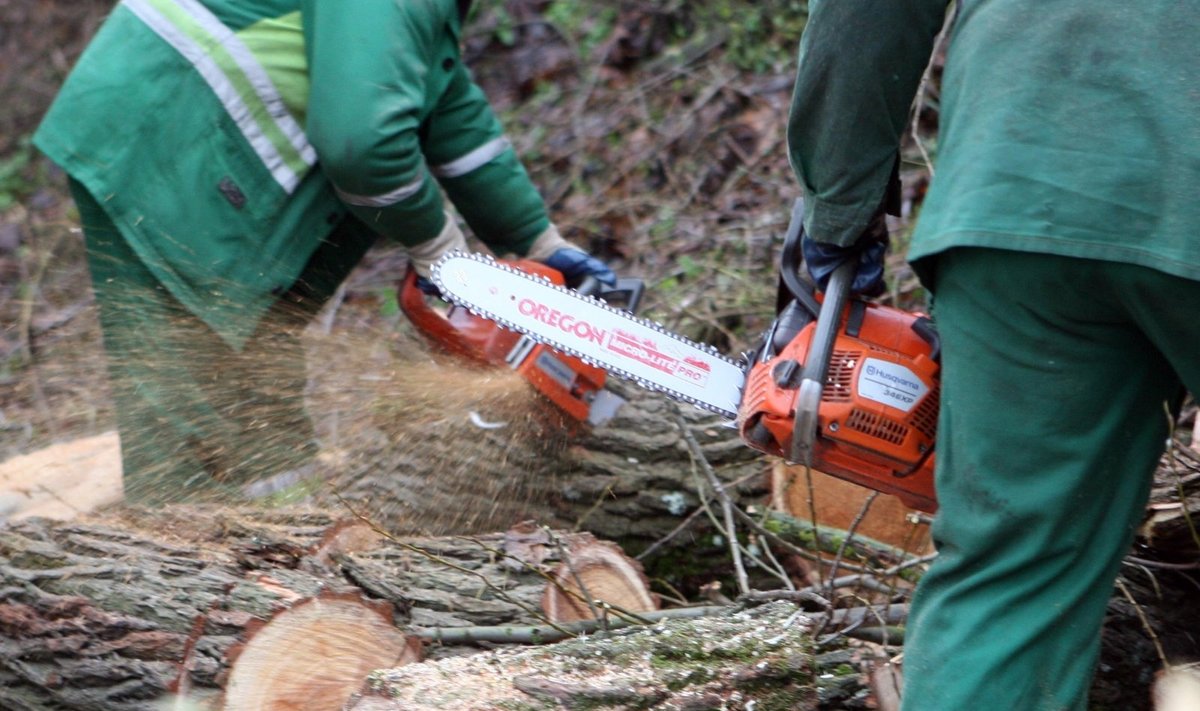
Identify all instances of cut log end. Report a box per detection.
[223,594,420,711]
[1154,665,1200,711]
[770,460,932,555]
[541,537,658,623]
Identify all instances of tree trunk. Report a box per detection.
[309,374,767,551]
[0,508,655,710]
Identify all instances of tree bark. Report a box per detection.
[0,508,655,710]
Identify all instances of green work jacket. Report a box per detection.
[788,0,1200,283]
[35,0,550,347]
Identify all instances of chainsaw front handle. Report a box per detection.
[576,275,645,315]
[789,257,855,464]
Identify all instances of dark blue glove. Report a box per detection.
[414,275,443,298]
[542,247,617,288]
[802,215,889,297]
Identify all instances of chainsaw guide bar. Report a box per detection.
[431,252,746,419]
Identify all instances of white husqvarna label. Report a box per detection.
[857,358,928,412]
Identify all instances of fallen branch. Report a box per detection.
[412,604,724,646]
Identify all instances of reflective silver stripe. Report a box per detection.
[431,136,511,178]
[122,0,311,193]
[334,171,427,207]
[172,0,315,166]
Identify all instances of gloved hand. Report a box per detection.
[414,275,443,297]
[525,225,616,287]
[802,209,889,297]
[407,211,467,280]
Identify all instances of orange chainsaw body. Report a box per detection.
[400,261,608,423]
[739,299,940,512]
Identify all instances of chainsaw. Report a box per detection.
[430,201,940,512]
[400,259,644,426]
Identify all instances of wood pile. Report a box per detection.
[0,509,657,710]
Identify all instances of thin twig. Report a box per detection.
[316,282,348,336]
[799,465,825,585]
[1162,402,1200,553]
[826,490,878,595]
[674,409,749,595]
[908,2,958,177]
[801,553,938,598]
[1116,577,1168,669]
[817,591,897,645]
[737,589,830,610]
[635,467,762,562]
[1124,555,1200,571]
[573,482,617,533]
[412,604,726,646]
[735,506,862,571]
[547,526,606,628]
[635,504,707,561]
[756,531,797,591]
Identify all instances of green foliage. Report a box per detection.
[544,1,618,58]
[487,4,518,46]
[694,0,810,72]
[377,287,401,318]
[0,136,35,212]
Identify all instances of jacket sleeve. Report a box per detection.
[788,0,950,246]
[422,64,550,257]
[303,0,447,246]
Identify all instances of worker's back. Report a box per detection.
[32,0,471,348]
[909,1,1200,282]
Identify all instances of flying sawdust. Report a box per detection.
[81,276,575,534]
[305,325,576,535]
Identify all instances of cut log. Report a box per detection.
[222,594,419,711]
[0,430,122,521]
[540,534,658,623]
[348,601,836,711]
[0,508,420,711]
[0,508,656,710]
[211,592,418,711]
[770,460,933,557]
[0,508,660,709]
[769,460,932,591]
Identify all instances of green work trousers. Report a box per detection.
[900,248,1200,710]
[73,180,376,504]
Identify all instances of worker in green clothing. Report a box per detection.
[34,0,615,503]
[787,1,1200,709]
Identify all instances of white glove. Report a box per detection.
[407,212,467,278]
[524,224,576,261]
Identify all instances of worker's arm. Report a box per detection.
[303,0,448,245]
[421,63,550,258]
[424,63,614,285]
[788,0,950,246]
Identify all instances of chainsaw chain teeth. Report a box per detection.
[431,251,743,419]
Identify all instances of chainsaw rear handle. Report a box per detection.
[399,266,485,362]
[789,257,855,465]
